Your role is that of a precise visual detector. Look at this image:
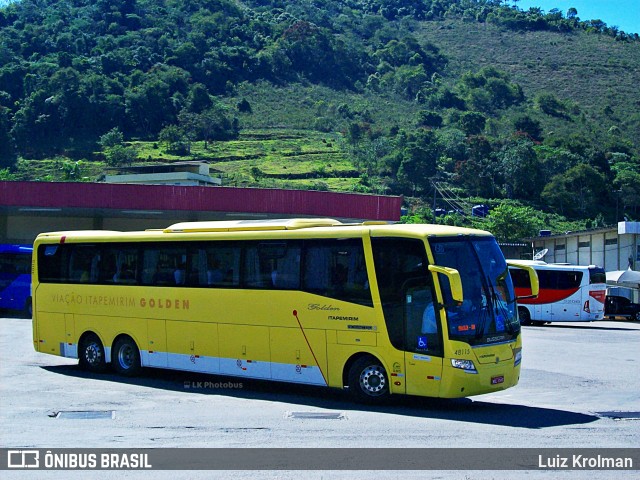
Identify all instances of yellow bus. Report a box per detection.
[32,219,538,403]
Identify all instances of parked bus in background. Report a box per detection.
[32,219,537,403]
[0,244,33,317]
[509,260,606,325]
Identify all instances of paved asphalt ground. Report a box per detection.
[1,316,639,479]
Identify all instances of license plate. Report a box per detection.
[491,375,504,385]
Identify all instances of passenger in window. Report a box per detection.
[207,258,224,285]
[421,301,438,334]
[114,264,134,283]
[174,262,186,285]
[332,264,348,293]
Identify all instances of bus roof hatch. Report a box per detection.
[164,218,343,233]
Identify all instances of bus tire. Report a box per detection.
[78,333,107,373]
[347,355,389,404]
[518,307,531,326]
[112,336,141,377]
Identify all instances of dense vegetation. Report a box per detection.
[1,0,639,240]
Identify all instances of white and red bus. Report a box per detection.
[509,260,606,324]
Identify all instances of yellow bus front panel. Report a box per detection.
[440,360,521,398]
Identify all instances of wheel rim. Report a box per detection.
[359,365,387,396]
[117,344,135,370]
[85,341,103,366]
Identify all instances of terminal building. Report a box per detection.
[104,161,222,187]
[527,222,640,272]
[527,222,640,302]
[0,181,402,244]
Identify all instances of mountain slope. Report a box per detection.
[0,0,639,230]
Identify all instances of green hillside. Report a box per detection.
[1,0,639,240]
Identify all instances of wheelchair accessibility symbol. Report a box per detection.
[417,336,428,350]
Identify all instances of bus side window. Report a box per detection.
[302,239,372,306]
[112,248,139,285]
[272,245,301,289]
[37,245,65,283]
[69,246,99,283]
[200,244,241,288]
[244,242,301,290]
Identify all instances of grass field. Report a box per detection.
[131,128,358,190]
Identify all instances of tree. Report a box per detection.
[237,98,252,113]
[454,135,499,197]
[615,170,640,218]
[99,127,137,166]
[497,139,543,200]
[459,112,486,136]
[417,110,443,128]
[197,103,240,144]
[159,124,189,155]
[104,145,137,166]
[393,64,428,99]
[346,122,363,145]
[99,128,125,149]
[186,83,212,114]
[485,203,545,242]
[541,164,608,218]
[536,92,568,118]
[396,130,439,194]
[513,115,543,141]
[0,107,17,169]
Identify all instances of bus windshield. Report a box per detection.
[429,237,518,346]
[0,244,33,316]
[589,267,606,284]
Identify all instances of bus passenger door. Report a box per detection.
[403,285,443,397]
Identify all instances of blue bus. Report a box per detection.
[0,244,32,317]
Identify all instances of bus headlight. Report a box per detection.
[514,349,522,367]
[451,358,477,374]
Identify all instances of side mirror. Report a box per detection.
[506,261,540,299]
[428,265,463,303]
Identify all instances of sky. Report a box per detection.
[0,0,638,34]
[515,0,640,34]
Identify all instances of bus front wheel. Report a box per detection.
[518,307,531,326]
[78,333,107,373]
[348,355,389,404]
[112,336,141,377]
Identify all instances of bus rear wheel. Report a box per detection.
[348,355,389,404]
[78,333,107,373]
[112,336,141,377]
